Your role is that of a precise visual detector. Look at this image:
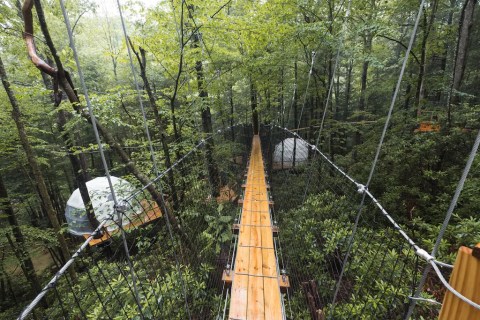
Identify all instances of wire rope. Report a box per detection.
[115,1,191,318]
[297,51,317,130]
[59,1,145,317]
[405,127,480,318]
[329,0,425,313]
[301,0,352,204]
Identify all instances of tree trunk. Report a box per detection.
[438,0,457,103]
[0,56,74,279]
[22,0,192,250]
[0,174,43,300]
[57,110,98,229]
[250,79,259,135]
[292,63,298,167]
[359,35,372,111]
[230,85,235,141]
[451,0,477,104]
[189,21,221,197]
[169,0,185,146]
[414,0,438,114]
[128,39,179,209]
[344,59,353,120]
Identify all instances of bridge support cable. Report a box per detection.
[301,0,352,204]
[58,1,145,318]
[297,51,316,130]
[266,125,473,318]
[17,125,246,319]
[405,127,480,319]
[328,0,426,313]
[115,1,192,318]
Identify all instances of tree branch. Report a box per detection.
[210,0,232,19]
[378,34,420,64]
[22,0,56,76]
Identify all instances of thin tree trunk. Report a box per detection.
[414,0,438,114]
[359,35,372,111]
[22,0,192,250]
[169,0,185,146]
[0,56,74,279]
[250,79,259,135]
[451,0,477,104]
[438,0,457,103]
[57,110,98,229]
[293,63,298,167]
[194,39,220,197]
[344,59,353,121]
[128,39,179,208]
[230,85,235,141]
[0,174,43,300]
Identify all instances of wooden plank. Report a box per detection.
[229,135,282,320]
[264,277,282,320]
[262,249,277,277]
[238,226,251,247]
[247,276,265,319]
[230,274,248,319]
[235,246,250,273]
[249,247,263,276]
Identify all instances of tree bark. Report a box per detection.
[22,0,192,249]
[128,39,179,208]
[292,62,298,167]
[250,79,259,135]
[0,55,75,279]
[344,59,353,121]
[0,174,43,300]
[57,110,98,229]
[414,0,438,114]
[359,35,372,111]
[451,0,477,103]
[188,14,221,197]
[230,84,235,141]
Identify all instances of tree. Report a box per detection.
[22,0,190,247]
[128,38,179,208]
[451,0,477,105]
[0,172,43,300]
[0,55,74,279]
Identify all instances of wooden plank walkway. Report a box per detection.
[229,135,283,320]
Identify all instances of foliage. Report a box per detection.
[0,0,479,318]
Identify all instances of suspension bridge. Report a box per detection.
[227,135,284,319]
[12,0,480,319]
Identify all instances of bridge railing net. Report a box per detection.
[263,125,430,319]
[20,128,252,320]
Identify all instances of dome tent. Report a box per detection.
[65,176,140,236]
[273,138,309,169]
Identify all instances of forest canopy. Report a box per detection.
[0,0,478,319]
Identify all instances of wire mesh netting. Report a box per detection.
[262,125,434,320]
[19,127,255,320]
[18,125,461,320]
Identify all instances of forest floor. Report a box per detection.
[6,247,54,276]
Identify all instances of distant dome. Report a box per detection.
[65,177,138,235]
[273,138,309,169]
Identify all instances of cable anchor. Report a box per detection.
[280,269,287,282]
[356,183,367,194]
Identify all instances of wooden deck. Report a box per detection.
[83,199,162,246]
[229,135,283,320]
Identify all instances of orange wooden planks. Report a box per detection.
[438,244,480,320]
[229,135,283,320]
